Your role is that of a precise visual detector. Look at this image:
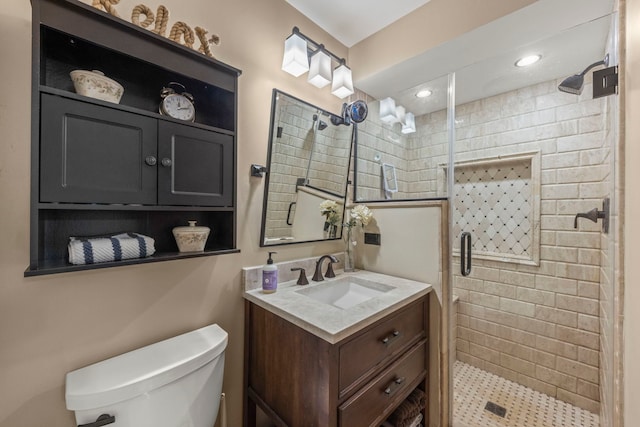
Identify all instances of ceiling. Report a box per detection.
[285,0,432,48]
[287,0,616,116]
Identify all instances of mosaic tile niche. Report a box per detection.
[452,152,541,266]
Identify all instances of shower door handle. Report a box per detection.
[460,232,472,276]
[286,202,296,225]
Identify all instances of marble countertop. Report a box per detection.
[243,269,432,344]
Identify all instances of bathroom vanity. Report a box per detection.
[243,269,431,427]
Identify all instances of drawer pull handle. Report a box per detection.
[383,377,405,396]
[381,330,401,345]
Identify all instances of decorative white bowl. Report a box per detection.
[70,69,124,104]
[172,221,210,252]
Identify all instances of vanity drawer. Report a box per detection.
[339,299,426,394]
[338,341,426,427]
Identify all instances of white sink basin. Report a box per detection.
[296,277,395,310]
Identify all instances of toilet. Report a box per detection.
[65,324,228,427]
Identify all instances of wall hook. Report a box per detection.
[250,164,267,177]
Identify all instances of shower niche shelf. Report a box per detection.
[451,151,541,266]
[27,0,242,276]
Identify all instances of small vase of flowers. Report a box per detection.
[320,200,341,239]
[343,205,373,272]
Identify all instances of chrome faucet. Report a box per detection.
[312,254,338,282]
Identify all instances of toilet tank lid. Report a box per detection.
[65,323,228,411]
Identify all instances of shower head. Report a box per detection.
[312,114,328,131]
[558,74,585,95]
[558,54,609,95]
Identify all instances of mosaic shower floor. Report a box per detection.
[453,361,599,427]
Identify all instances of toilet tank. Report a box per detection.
[66,324,228,427]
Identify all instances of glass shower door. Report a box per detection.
[450,12,619,426]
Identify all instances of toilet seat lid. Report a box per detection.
[65,323,228,410]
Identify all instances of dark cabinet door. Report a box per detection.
[40,94,158,204]
[157,121,234,207]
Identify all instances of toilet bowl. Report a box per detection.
[65,323,227,427]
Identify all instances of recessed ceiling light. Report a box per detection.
[515,55,541,67]
[416,89,432,98]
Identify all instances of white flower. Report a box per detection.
[348,205,373,227]
[320,200,341,225]
[320,200,339,215]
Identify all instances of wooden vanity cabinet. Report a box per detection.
[244,295,429,427]
[27,0,241,276]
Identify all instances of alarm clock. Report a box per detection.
[159,82,195,122]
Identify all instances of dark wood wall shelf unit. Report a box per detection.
[27,0,242,276]
[244,295,430,427]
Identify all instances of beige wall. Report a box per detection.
[625,0,640,425]
[0,1,348,425]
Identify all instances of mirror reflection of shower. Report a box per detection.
[313,113,328,131]
[261,90,354,246]
[302,113,329,186]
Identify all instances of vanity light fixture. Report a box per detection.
[395,105,406,124]
[378,96,416,133]
[308,47,332,88]
[331,62,354,98]
[515,54,541,67]
[379,97,398,123]
[416,89,432,98]
[402,112,416,134]
[282,31,309,77]
[282,27,354,98]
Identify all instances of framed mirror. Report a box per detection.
[260,90,353,246]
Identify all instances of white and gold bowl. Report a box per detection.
[70,69,124,104]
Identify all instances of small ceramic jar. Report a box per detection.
[172,221,210,252]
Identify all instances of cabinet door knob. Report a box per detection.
[161,158,173,167]
[145,156,157,166]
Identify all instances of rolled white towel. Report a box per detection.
[68,233,156,265]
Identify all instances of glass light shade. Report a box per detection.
[395,105,406,125]
[331,64,354,98]
[282,33,309,77]
[401,112,416,134]
[307,50,332,88]
[379,97,397,123]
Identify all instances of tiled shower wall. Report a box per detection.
[264,98,351,238]
[448,77,609,413]
[355,100,412,200]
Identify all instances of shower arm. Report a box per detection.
[578,54,609,76]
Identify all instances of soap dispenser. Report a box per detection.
[262,252,278,293]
